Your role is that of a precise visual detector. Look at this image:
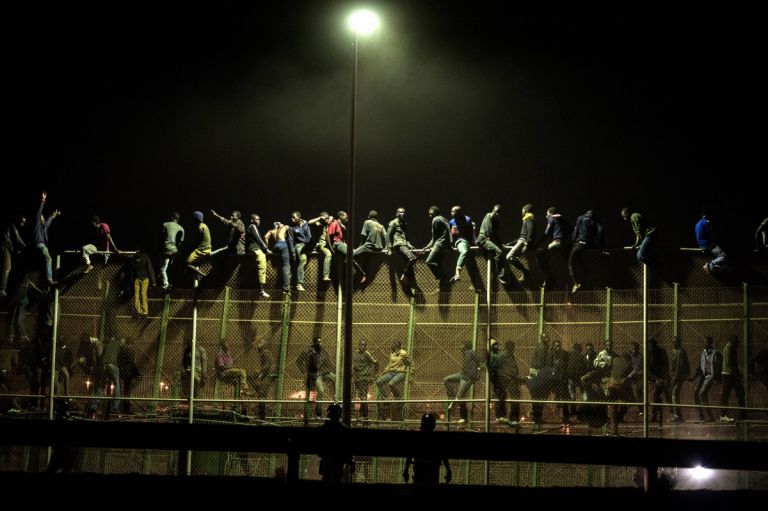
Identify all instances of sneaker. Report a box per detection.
[450,274,461,283]
[719,415,735,423]
[509,420,520,427]
[456,418,466,424]
[359,273,367,284]
[322,275,331,282]
[494,417,507,424]
[259,290,270,298]
[295,284,306,292]
[83,264,94,274]
[498,276,508,285]
[447,401,454,410]
[571,282,581,293]
[702,263,711,273]
[48,280,57,286]
[0,290,6,297]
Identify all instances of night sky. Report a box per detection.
[5,2,763,255]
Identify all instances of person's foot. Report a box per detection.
[702,263,711,273]
[295,284,306,292]
[322,275,331,282]
[571,282,581,293]
[83,264,94,274]
[359,273,367,284]
[498,276,508,285]
[259,290,270,298]
[0,290,6,297]
[48,279,57,286]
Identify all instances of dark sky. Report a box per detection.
[5,1,764,253]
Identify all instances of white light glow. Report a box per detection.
[690,465,713,480]
[348,10,380,35]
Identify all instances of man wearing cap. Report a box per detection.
[186,210,212,281]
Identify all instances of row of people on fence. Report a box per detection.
[5,190,767,300]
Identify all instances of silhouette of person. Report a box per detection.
[403,413,452,485]
[318,403,355,483]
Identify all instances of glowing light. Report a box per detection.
[348,9,380,35]
[690,466,713,480]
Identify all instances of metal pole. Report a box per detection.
[185,292,198,476]
[642,264,648,438]
[342,32,358,426]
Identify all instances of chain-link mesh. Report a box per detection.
[1,248,768,487]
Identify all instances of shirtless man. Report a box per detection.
[264,222,295,294]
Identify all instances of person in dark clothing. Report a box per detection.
[253,340,276,420]
[443,342,481,423]
[568,209,607,293]
[1,214,26,297]
[621,208,656,265]
[489,339,522,425]
[353,210,389,278]
[719,334,745,422]
[318,403,355,482]
[537,207,568,288]
[131,250,156,318]
[756,218,768,253]
[159,212,184,290]
[403,413,452,485]
[353,340,378,419]
[388,207,418,285]
[289,211,312,291]
[476,204,510,284]
[669,335,690,422]
[118,338,139,414]
[506,204,537,282]
[647,338,672,423]
[694,336,722,422]
[46,398,76,473]
[7,277,45,344]
[210,209,246,255]
[327,211,366,280]
[245,213,271,297]
[34,191,60,285]
[423,206,452,282]
[300,337,335,418]
[448,206,475,283]
[695,209,726,273]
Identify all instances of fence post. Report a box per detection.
[275,294,291,418]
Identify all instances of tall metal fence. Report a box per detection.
[1,247,767,488]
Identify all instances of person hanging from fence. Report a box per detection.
[318,403,355,483]
[647,338,672,424]
[118,338,139,414]
[159,212,184,290]
[755,218,768,253]
[375,341,412,421]
[443,341,481,424]
[476,204,511,285]
[82,214,120,273]
[253,340,276,420]
[34,191,59,286]
[695,208,727,273]
[1,214,26,297]
[84,335,121,417]
[131,249,156,319]
[216,340,256,404]
[7,276,45,345]
[604,348,634,436]
[353,339,378,420]
[403,413,452,485]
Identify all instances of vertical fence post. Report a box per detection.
[184,291,199,476]
[642,265,649,438]
[152,294,171,410]
[672,282,679,337]
[335,282,343,403]
[742,282,750,415]
[275,294,291,418]
[484,258,492,485]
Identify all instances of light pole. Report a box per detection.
[343,9,380,426]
